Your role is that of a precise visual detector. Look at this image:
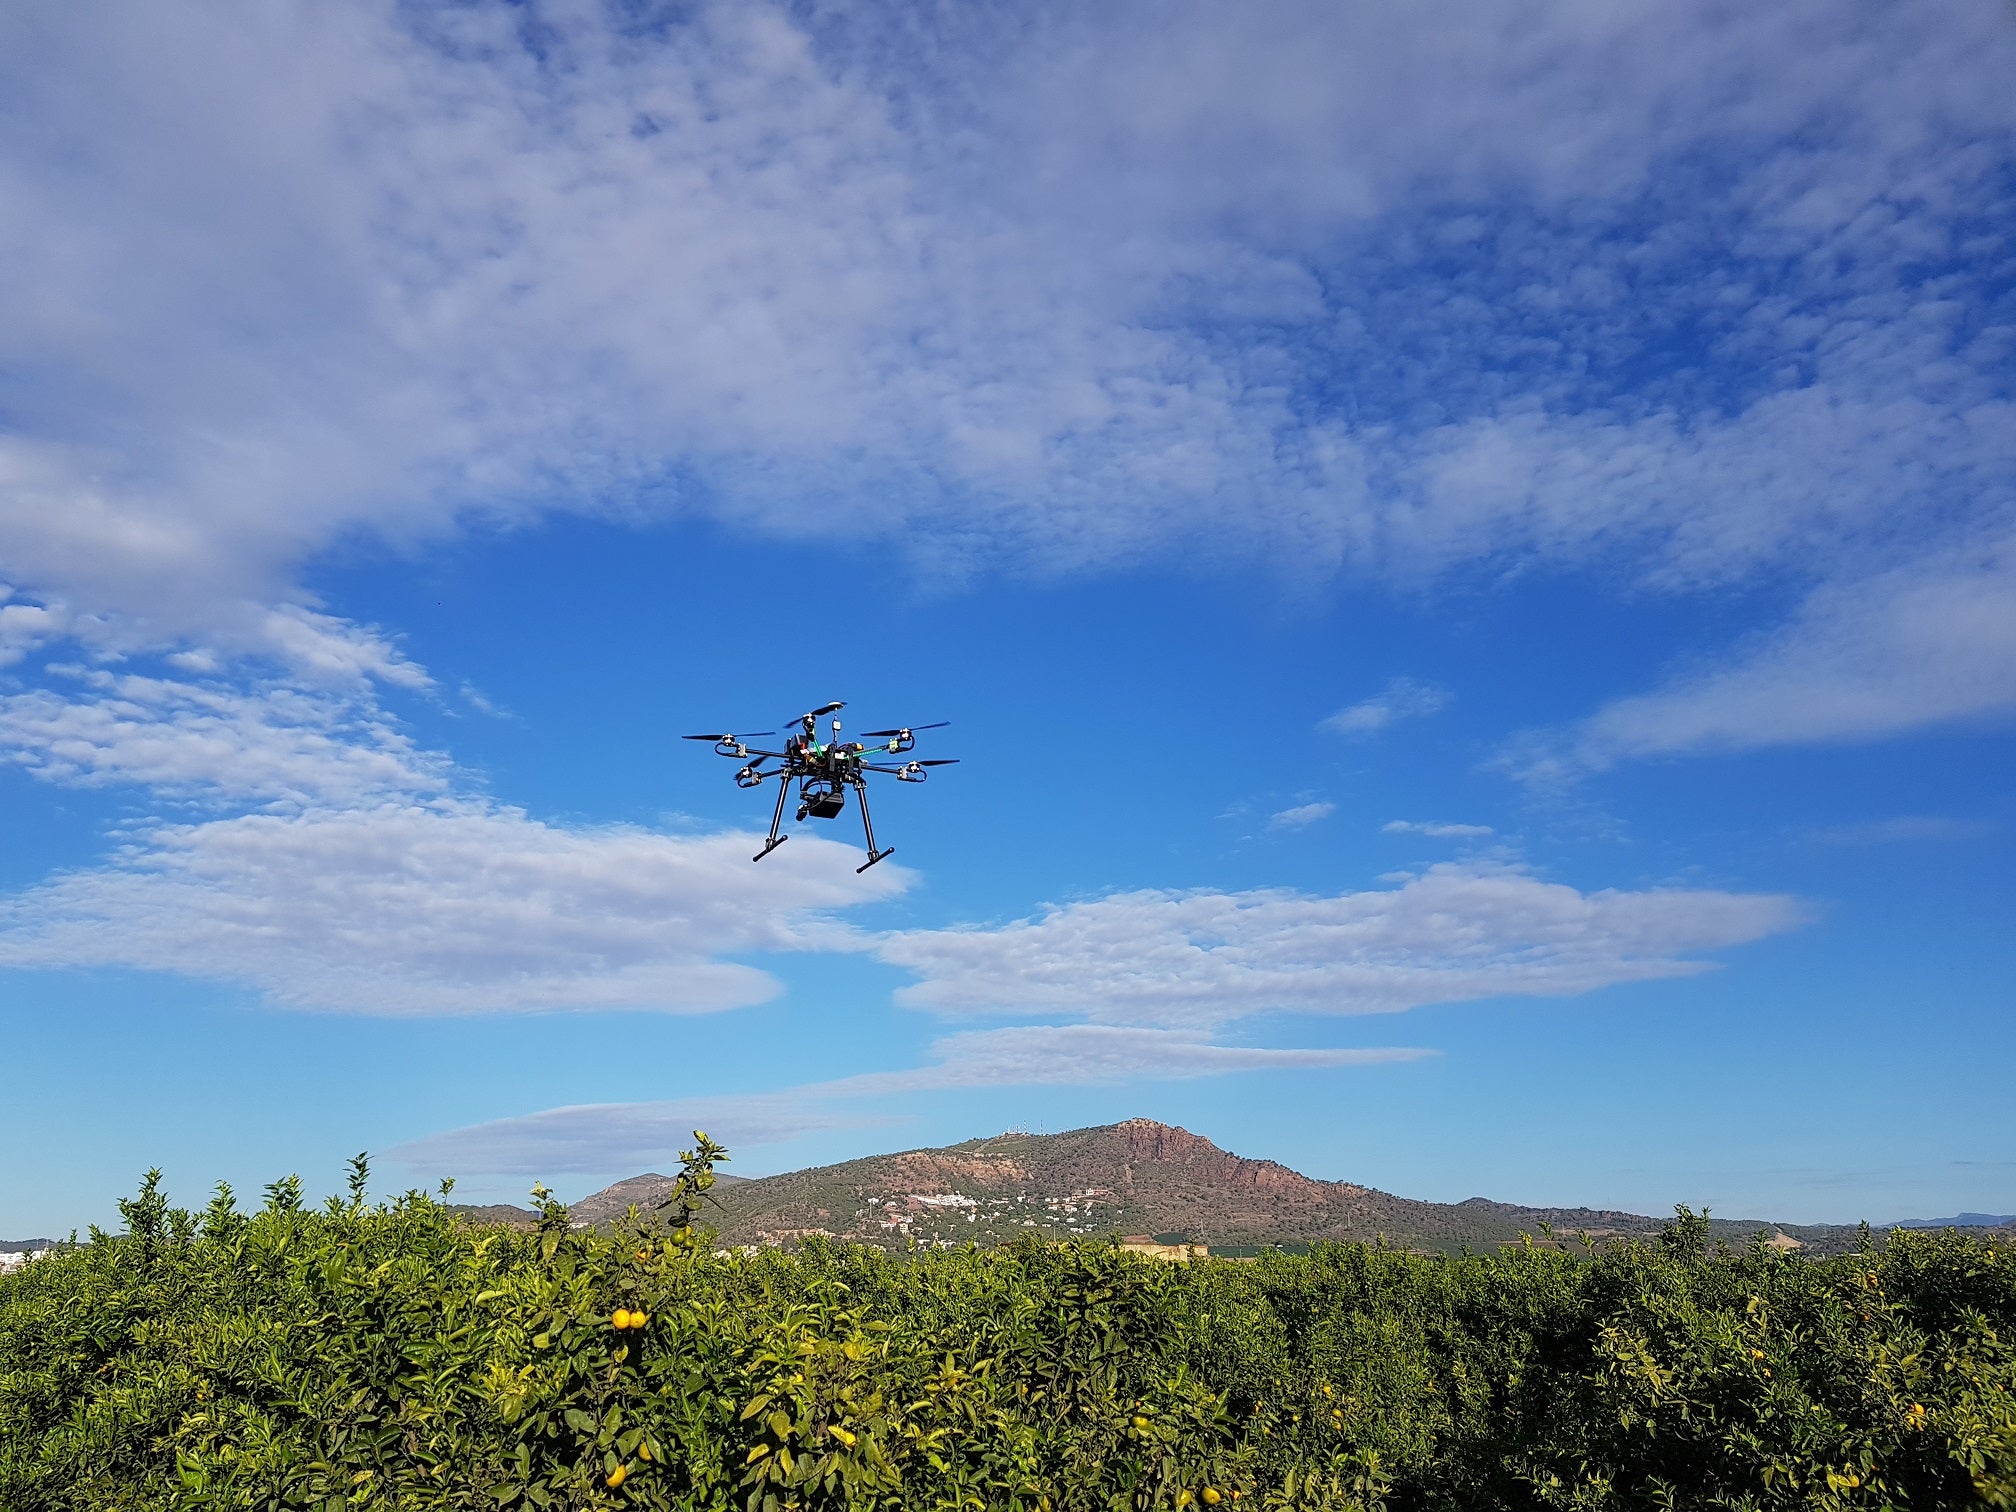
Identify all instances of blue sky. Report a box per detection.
[2,0,2013,1236]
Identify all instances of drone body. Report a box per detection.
[684,701,957,871]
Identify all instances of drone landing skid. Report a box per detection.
[754,770,793,861]
[852,779,893,873]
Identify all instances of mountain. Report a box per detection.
[441,1204,539,1229]
[1,1238,56,1253]
[566,1170,748,1228]
[659,1118,1843,1256]
[1893,1213,2016,1230]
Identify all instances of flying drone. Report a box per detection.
[684,701,957,871]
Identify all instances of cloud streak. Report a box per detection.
[389,1094,869,1179]
[876,863,1805,1030]
[1805,815,1996,847]
[392,1024,1428,1175]
[1322,678,1450,738]
[1269,801,1335,830]
[1384,820,1494,840]
[1502,536,2016,781]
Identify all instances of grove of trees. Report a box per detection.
[2,1143,2010,1510]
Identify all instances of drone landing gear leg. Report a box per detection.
[852,780,893,873]
[753,775,791,862]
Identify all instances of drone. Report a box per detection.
[684,701,957,871]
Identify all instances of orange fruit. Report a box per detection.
[631,1311,649,1329]
[606,1464,628,1488]
[1203,1490,1222,1505]
[638,1443,652,1462]
[612,1308,632,1330]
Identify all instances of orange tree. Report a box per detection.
[2,1148,2012,1510]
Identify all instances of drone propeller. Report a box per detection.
[683,731,773,741]
[872,756,960,783]
[799,701,846,721]
[860,721,950,737]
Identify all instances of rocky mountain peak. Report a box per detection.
[1102,1118,1340,1199]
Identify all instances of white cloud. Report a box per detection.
[1385,387,2016,594]
[1321,677,1451,737]
[0,588,66,668]
[0,0,2009,661]
[457,683,508,719]
[833,1024,1423,1094]
[1806,815,1995,846]
[0,583,903,1027]
[1384,820,1494,839]
[877,863,1805,1029]
[1505,536,2016,780]
[0,669,443,806]
[0,639,904,1026]
[1269,801,1335,830]
[0,802,905,1014]
[392,1024,1426,1175]
[256,608,430,691]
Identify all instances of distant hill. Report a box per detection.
[445,1172,752,1232]
[1893,1213,2016,1230]
[431,1120,1955,1257]
[35,1125,1955,1256]
[566,1170,748,1228]
[622,1118,1857,1256]
[442,1204,538,1229]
